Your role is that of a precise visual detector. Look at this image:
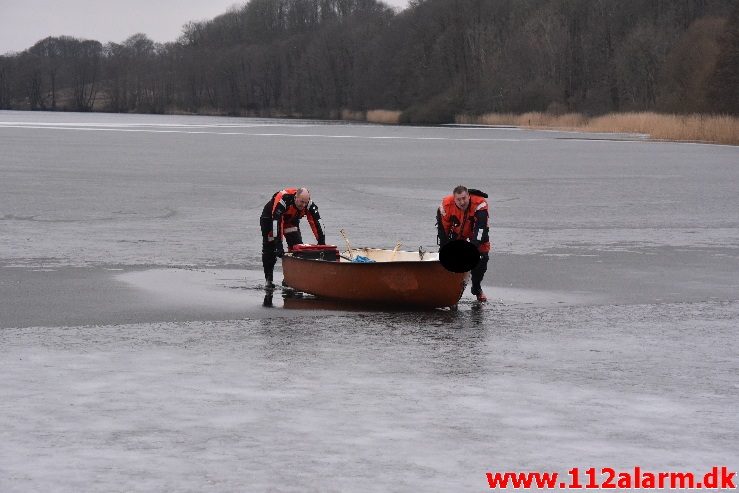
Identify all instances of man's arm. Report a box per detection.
[437,208,449,246]
[271,196,288,255]
[471,208,489,248]
[306,202,326,245]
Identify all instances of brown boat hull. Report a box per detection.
[282,256,466,308]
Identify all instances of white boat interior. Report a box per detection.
[339,247,439,263]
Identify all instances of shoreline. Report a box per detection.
[2,108,736,146]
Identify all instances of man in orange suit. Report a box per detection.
[437,185,491,302]
[260,187,325,287]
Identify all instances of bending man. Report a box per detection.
[260,187,325,287]
[437,185,491,302]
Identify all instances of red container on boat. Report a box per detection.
[288,244,340,261]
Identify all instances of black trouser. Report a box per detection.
[260,203,302,282]
[470,253,489,295]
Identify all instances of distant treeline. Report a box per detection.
[1,0,737,121]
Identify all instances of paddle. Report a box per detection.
[339,228,354,260]
[390,241,402,261]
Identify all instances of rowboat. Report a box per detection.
[281,246,467,308]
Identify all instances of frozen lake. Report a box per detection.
[1,111,737,491]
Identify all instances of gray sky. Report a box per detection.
[0,0,410,55]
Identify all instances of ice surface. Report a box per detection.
[1,111,737,491]
[1,303,737,492]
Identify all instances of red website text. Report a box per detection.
[486,466,736,489]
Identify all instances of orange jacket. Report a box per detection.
[270,188,324,243]
[437,194,490,253]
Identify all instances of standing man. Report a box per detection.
[437,185,491,302]
[260,187,325,287]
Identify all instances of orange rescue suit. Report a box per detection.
[270,188,324,243]
[437,194,491,253]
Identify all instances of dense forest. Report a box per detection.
[0,0,737,122]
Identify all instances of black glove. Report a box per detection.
[274,242,285,258]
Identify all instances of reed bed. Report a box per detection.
[340,109,366,121]
[457,111,738,145]
[366,109,402,124]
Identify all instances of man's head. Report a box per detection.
[295,187,311,210]
[452,185,470,210]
